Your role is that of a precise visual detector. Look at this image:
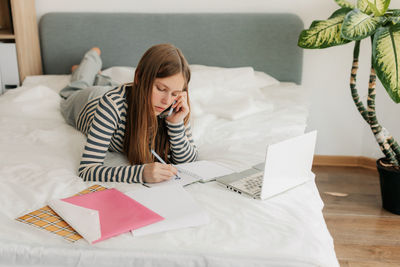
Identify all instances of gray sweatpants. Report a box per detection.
[59,49,119,127]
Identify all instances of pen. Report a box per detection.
[150,149,181,180]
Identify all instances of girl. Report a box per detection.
[60,44,198,184]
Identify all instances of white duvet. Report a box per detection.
[0,71,338,267]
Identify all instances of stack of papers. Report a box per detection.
[126,185,210,237]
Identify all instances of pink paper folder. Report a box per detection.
[49,188,164,244]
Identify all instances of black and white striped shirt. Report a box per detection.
[76,85,198,183]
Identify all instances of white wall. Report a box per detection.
[35,0,400,158]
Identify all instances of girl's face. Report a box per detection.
[151,72,185,115]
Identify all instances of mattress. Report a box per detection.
[0,73,338,267]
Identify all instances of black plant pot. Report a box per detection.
[377,158,400,215]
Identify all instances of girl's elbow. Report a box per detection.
[78,167,88,181]
[191,150,198,162]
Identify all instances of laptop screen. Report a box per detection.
[260,131,317,199]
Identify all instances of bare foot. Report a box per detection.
[92,47,101,56]
[71,65,79,73]
[71,47,101,73]
[92,47,101,74]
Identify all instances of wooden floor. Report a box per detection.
[313,166,400,267]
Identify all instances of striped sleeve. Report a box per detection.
[78,94,144,183]
[166,120,198,164]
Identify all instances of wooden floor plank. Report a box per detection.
[313,166,400,266]
[341,260,400,267]
[335,244,400,263]
[324,215,400,246]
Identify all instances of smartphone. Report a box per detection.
[159,100,176,118]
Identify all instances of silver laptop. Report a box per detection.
[216,131,317,200]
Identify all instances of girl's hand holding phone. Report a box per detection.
[166,91,189,124]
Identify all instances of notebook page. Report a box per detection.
[145,170,201,188]
[176,160,234,182]
[145,160,235,187]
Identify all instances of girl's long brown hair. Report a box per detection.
[124,43,191,165]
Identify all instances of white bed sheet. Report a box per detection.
[0,75,338,267]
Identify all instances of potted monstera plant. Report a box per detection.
[298,0,400,214]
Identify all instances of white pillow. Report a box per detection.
[23,75,71,93]
[201,92,273,120]
[254,70,280,88]
[189,64,279,92]
[101,66,135,84]
[188,65,278,120]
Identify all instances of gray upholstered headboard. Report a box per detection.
[39,13,303,84]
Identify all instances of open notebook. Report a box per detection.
[146,160,234,187]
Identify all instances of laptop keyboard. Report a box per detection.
[230,172,263,196]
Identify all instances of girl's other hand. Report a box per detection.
[166,91,189,124]
[142,162,178,183]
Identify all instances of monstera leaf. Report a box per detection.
[334,0,355,9]
[341,9,385,40]
[298,8,352,49]
[373,23,400,103]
